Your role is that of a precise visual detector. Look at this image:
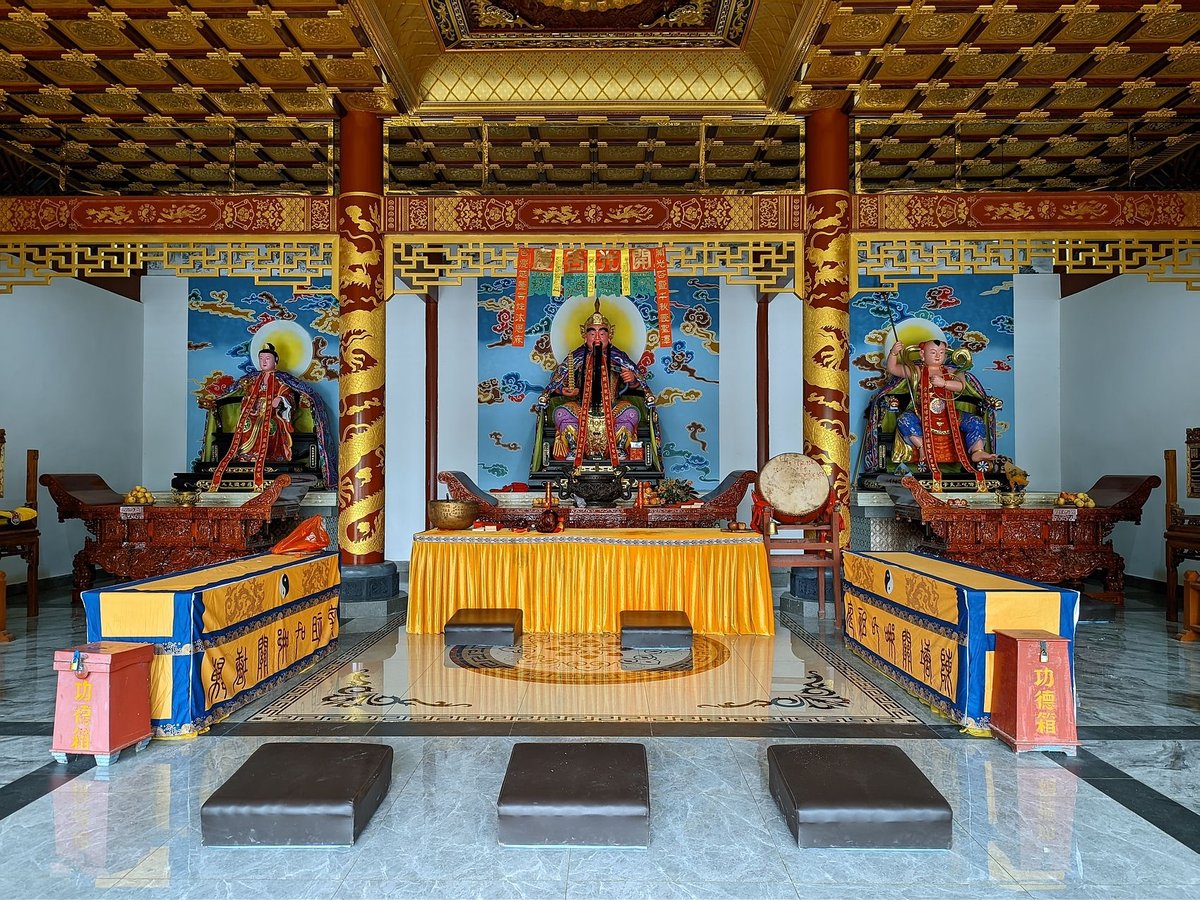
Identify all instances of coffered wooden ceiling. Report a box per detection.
[0,0,1198,195]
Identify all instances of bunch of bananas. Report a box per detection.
[123,485,155,505]
[1055,491,1095,508]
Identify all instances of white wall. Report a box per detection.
[0,279,144,583]
[767,290,806,457]
[141,274,189,482]
[1061,273,1187,581]
[717,281,758,475]
[384,288,427,561]
[1013,273,1061,491]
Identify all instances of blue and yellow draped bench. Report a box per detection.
[83,552,339,736]
[842,551,1079,732]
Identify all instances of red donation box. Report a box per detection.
[990,629,1079,755]
[52,642,153,767]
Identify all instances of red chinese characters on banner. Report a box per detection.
[510,246,675,346]
[513,247,533,347]
[651,247,671,347]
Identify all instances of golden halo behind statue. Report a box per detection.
[550,295,647,362]
[881,317,947,360]
[251,320,314,376]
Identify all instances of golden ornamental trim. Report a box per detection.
[386,235,802,296]
[853,231,1200,294]
[0,238,333,294]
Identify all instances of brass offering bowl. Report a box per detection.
[171,489,200,507]
[995,491,1026,508]
[428,498,479,530]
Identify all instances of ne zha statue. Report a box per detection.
[859,336,1003,490]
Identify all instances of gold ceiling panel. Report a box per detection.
[312,57,380,88]
[103,58,179,86]
[876,54,944,82]
[284,16,361,51]
[0,59,38,86]
[172,58,245,87]
[982,87,1050,111]
[1129,12,1200,43]
[274,91,337,114]
[53,20,138,52]
[940,54,1017,80]
[975,12,1056,45]
[206,18,288,51]
[142,91,209,115]
[1015,53,1088,80]
[32,59,109,87]
[1055,13,1135,44]
[241,58,314,87]
[804,54,871,83]
[895,13,974,47]
[208,92,274,114]
[822,12,894,47]
[130,19,212,51]
[0,21,62,52]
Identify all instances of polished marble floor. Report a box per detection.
[1,581,1198,899]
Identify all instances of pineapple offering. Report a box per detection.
[123,485,156,505]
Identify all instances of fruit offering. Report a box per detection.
[123,485,156,505]
[1054,491,1095,508]
[725,520,751,532]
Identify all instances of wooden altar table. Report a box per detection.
[41,473,301,601]
[407,528,774,635]
[888,475,1159,605]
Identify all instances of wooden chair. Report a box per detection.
[760,498,844,626]
[0,447,40,616]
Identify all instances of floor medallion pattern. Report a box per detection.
[249,611,919,724]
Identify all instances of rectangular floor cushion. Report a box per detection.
[497,742,650,847]
[444,607,523,646]
[619,610,692,650]
[201,742,392,846]
[767,744,952,849]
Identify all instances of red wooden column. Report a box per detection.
[802,106,852,541]
[424,287,439,529]
[756,288,771,471]
[337,109,397,604]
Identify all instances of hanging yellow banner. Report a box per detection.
[586,248,597,296]
[620,249,631,295]
[551,248,564,297]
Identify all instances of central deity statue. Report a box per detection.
[533,299,654,467]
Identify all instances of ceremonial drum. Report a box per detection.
[758,454,831,523]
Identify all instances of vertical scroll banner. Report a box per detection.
[620,249,631,295]
[802,191,851,545]
[551,248,564,297]
[337,192,386,565]
[586,248,597,296]
[512,247,533,347]
[651,247,672,347]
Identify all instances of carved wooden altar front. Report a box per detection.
[439,470,755,530]
[41,473,300,601]
[891,475,1160,604]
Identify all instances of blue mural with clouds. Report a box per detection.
[476,276,720,491]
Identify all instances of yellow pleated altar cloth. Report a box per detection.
[407,528,774,635]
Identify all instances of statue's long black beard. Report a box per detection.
[589,344,606,414]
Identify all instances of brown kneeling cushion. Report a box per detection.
[768,744,952,849]
[444,607,523,646]
[497,742,650,847]
[201,742,392,846]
